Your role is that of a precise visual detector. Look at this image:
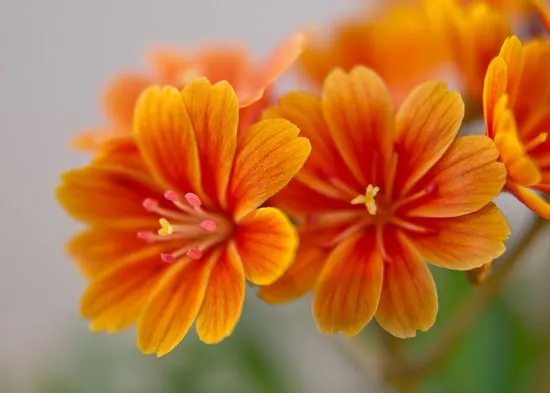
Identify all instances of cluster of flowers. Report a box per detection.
[57,0,550,356]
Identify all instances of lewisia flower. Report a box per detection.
[484,35,550,218]
[58,79,311,355]
[533,0,550,33]
[298,3,448,104]
[72,35,304,150]
[260,66,510,337]
[429,0,511,102]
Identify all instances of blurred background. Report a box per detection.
[1,0,549,392]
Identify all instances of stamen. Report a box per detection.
[392,183,437,210]
[199,219,217,233]
[142,198,159,212]
[364,185,380,215]
[525,132,548,153]
[157,218,173,236]
[160,253,176,263]
[185,192,202,208]
[351,184,380,215]
[137,231,157,243]
[186,248,203,260]
[164,190,180,202]
[390,217,435,234]
[330,218,371,245]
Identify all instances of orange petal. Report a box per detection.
[498,36,524,107]
[322,67,394,185]
[259,230,330,304]
[271,91,360,193]
[375,231,437,338]
[70,129,118,152]
[103,73,151,130]
[80,248,168,333]
[92,136,148,173]
[492,99,541,186]
[57,166,160,228]
[395,81,464,196]
[133,86,203,198]
[506,181,550,219]
[147,48,190,83]
[411,203,510,270]
[180,79,239,208]
[137,252,217,356]
[67,228,149,279]
[240,33,305,107]
[533,0,550,34]
[196,242,245,344]
[313,234,384,336]
[229,118,311,219]
[234,207,298,285]
[407,135,506,218]
[269,179,351,217]
[483,57,508,138]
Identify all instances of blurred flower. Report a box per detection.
[58,80,310,356]
[533,0,550,32]
[72,35,304,151]
[393,0,530,13]
[260,66,510,338]
[429,0,511,103]
[484,35,550,218]
[298,2,449,104]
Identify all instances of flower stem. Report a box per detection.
[388,215,546,384]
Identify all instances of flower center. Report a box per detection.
[351,184,380,215]
[137,190,232,262]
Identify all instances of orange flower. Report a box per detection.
[259,66,510,337]
[483,35,550,218]
[298,3,448,104]
[58,79,311,355]
[72,35,304,151]
[429,0,511,101]
[533,0,550,33]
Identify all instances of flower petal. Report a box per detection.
[271,91,360,194]
[67,228,150,279]
[92,136,148,173]
[258,230,330,304]
[533,0,550,34]
[483,57,508,138]
[411,203,510,270]
[322,66,394,185]
[269,179,350,217]
[196,242,245,344]
[240,33,305,107]
[234,207,298,285]
[57,166,160,228]
[313,234,383,336]
[229,118,311,219]
[375,231,437,338]
[406,135,506,218]
[137,252,217,356]
[395,81,464,196]
[80,248,168,333]
[506,181,550,219]
[180,79,239,208]
[103,73,151,130]
[134,86,203,198]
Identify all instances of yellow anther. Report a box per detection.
[351,184,380,215]
[365,185,380,215]
[158,218,173,236]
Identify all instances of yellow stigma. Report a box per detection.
[158,218,173,236]
[351,184,380,215]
